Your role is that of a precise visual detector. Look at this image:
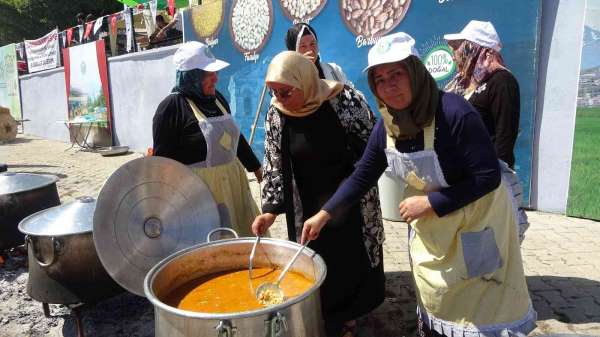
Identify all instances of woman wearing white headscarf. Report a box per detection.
[251,51,384,337]
[302,32,536,337]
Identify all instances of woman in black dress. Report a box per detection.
[251,51,384,337]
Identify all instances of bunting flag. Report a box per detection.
[66,28,74,46]
[149,0,158,28]
[78,25,84,43]
[124,9,133,52]
[60,30,66,48]
[84,21,94,39]
[168,0,175,16]
[110,15,118,35]
[93,17,104,35]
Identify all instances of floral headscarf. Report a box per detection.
[445,40,508,96]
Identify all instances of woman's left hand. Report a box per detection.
[254,168,263,184]
[399,196,434,223]
[301,210,331,244]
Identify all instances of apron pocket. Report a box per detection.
[461,227,502,279]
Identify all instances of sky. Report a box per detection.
[587,0,600,30]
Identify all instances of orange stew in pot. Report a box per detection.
[164,268,314,313]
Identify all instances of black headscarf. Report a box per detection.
[171,68,223,116]
[284,23,326,79]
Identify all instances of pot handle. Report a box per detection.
[206,228,239,242]
[215,320,237,337]
[26,235,61,268]
[265,312,288,337]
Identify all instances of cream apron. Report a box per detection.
[186,98,259,237]
[384,118,536,336]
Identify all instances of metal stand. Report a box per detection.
[42,302,86,337]
[62,121,97,152]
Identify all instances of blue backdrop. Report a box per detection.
[183,0,541,205]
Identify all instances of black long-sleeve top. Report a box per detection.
[323,92,501,217]
[468,69,520,168]
[152,91,261,171]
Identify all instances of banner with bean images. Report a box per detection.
[183,0,541,206]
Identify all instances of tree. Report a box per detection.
[0,0,124,46]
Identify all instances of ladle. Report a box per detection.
[256,240,310,305]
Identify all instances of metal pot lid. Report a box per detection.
[93,156,221,297]
[0,172,58,195]
[18,196,96,236]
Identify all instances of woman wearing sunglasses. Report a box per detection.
[251,51,384,337]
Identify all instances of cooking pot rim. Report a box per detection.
[0,172,58,196]
[144,237,327,319]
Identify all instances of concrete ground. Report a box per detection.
[1,134,599,337]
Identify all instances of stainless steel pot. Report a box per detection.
[0,172,60,250]
[145,232,327,337]
[19,196,123,304]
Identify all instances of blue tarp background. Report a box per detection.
[184,0,541,205]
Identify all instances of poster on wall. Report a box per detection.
[24,28,61,73]
[0,44,22,120]
[183,0,541,205]
[62,40,113,147]
[567,0,600,220]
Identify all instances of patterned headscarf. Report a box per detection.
[445,40,507,96]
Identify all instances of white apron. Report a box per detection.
[185,97,259,237]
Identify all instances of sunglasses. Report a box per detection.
[268,87,297,100]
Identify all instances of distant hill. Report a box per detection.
[582,66,600,75]
[581,25,600,71]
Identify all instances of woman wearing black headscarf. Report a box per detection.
[285,23,350,85]
[152,41,261,236]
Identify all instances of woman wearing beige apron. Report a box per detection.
[152,41,260,236]
[302,33,536,337]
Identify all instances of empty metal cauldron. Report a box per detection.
[0,172,60,250]
[18,196,123,304]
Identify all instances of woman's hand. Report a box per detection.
[251,213,276,236]
[254,168,263,184]
[399,196,434,223]
[301,210,331,244]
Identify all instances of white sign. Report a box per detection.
[24,29,61,73]
[424,46,456,81]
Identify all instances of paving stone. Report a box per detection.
[3,135,600,336]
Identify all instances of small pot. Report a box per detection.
[145,231,327,337]
[19,197,123,304]
[0,172,60,250]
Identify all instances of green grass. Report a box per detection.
[567,107,600,220]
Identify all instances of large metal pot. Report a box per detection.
[0,172,60,250]
[18,196,123,304]
[145,234,327,337]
